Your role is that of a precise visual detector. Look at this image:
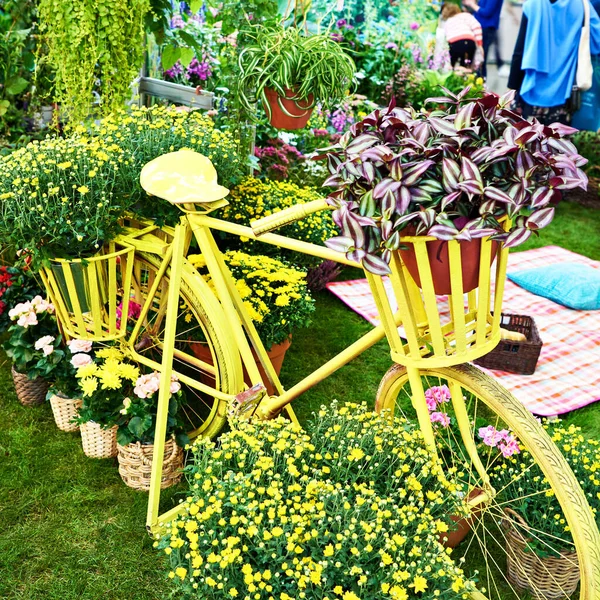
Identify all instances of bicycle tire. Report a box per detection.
[128,251,244,439]
[375,362,600,600]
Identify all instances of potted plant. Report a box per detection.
[489,421,600,599]
[323,88,588,293]
[188,250,315,395]
[47,339,91,432]
[116,371,188,491]
[238,25,355,130]
[73,346,140,459]
[3,296,63,406]
[157,401,476,598]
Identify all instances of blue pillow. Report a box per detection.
[507,263,600,310]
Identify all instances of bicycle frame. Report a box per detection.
[113,207,506,533]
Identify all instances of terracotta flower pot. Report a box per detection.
[263,88,314,130]
[439,488,485,548]
[191,338,291,396]
[399,237,499,296]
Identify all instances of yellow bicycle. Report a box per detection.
[41,151,600,600]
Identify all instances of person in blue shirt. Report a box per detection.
[462,0,505,78]
[507,0,600,125]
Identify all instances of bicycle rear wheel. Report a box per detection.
[376,363,600,600]
[128,252,244,439]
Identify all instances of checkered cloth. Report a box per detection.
[327,246,600,417]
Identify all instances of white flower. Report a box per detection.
[31,295,54,314]
[67,339,93,354]
[170,374,181,395]
[8,301,32,320]
[71,353,92,368]
[35,335,55,356]
[120,397,132,415]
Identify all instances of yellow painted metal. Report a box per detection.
[146,223,187,530]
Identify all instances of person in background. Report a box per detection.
[462,0,505,78]
[441,2,484,68]
[508,0,600,125]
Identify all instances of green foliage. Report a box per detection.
[157,402,475,598]
[0,135,131,265]
[2,297,64,379]
[37,0,150,122]
[237,25,356,122]
[573,130,600,174]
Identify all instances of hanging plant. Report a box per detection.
[37,0,150,122]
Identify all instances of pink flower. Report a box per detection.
[8,301,32,320]
[430,411,451,427]
[134,372,161,399]
[170,375,181,395]
[67,339,93,354]
[499,435,521,457]
[425,385,451,411]
[71,353,93,368]
[35,335,55,356]
[410,22,419,30]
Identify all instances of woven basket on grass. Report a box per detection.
[11,367,48,406]
[504,508,580,599]
[117,437,183,491]
[49,394,82,432]
[80,421,118,459]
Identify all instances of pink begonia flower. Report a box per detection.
[499,435,521,457]
[430,411,451,427]
[67,339,93,354]
[71,353,93,368]
[35,335,55,356]
[17,310,38,328]
[134,372,161,399]
[410,22,419,30]
[31,295,54,314]
[170,375,181,395]
[425,385,451,411]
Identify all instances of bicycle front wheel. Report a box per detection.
[128,252,244,439]
[376,363,600,600]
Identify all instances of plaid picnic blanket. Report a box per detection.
[326,246,600,417]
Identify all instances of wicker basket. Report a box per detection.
[11,367,48,406]
[49,394,82,432]
[474,313,542,375]
[117,437,183,491]
[80,421,118,459]
[503,509,580,599]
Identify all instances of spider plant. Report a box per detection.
[237,25,356,121]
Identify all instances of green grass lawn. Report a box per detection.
[0,199,598,598]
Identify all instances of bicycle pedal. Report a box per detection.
[229,383,267,421]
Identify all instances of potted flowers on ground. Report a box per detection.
[238,25,355,130]
[156,402,475,598]
[3,296,63,406]
[74,346,140,459]
[188,250,315,395]
[324,88,588,293]
[116,371,188,492]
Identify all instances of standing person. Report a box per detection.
[508,0,600,125]
[441,3,484,68]
[462,0,505,78]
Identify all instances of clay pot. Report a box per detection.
[191,338,291,396]
[439,488,485,548]
[399,237,499,296]
[263,88,314,130]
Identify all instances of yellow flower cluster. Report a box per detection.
[77,347,140,398]
[156,402,475,599]
[220,177,337,265]
[188,250,314,349]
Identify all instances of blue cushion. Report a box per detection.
[507,263,600,310]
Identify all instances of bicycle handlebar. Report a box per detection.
[251,199,330,236]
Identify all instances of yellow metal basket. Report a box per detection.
[365,234,509,369]
[40,242,135,342]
